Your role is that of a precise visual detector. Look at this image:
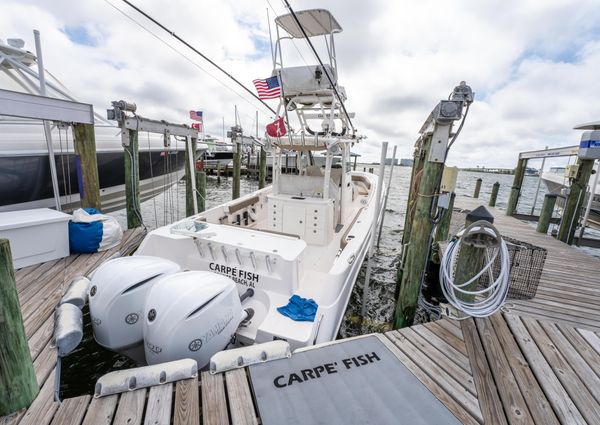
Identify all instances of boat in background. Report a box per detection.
[0,37,206,213]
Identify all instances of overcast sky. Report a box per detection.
[2,0,600,167]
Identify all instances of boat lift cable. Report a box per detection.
[282,0,356,134]
[115,0,277,116]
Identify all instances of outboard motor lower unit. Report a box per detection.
[89,256,181,363]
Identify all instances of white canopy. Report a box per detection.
[574,121,600,130]
[275,9,342,38]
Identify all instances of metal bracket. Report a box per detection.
[428,123,452,163]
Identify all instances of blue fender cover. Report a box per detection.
[68,208,103,253]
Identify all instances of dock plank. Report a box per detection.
[113,389,147,425]
[522,317,600,424]
[174,377,199,425]
[385,331,482,419]
[144,384,173,425]
[489,314,559,425]
[225,369,258,425]
[378,334,481,425]
[505,314,586,425]
[18,369,59,425]
[81,395,119,425]
[474,317,533,425]
[411,324,471,373]
[201,371,229,425]
[460,318,508,425]
[50,395,91,425]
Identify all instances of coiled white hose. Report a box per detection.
[440,220,510,317]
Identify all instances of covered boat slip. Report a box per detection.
[3,195,600,424]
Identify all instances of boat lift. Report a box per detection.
[517,121,600,244]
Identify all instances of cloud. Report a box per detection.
[1,0,600,167]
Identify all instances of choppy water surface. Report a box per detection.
[62,166,598,398]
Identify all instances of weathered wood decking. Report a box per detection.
[1,196,600,424]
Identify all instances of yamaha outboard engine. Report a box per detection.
[89,256,181,363]
[143,271,249,368]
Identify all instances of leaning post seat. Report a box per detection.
[275,64,339,97]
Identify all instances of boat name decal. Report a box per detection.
[209,263,260,288]
[272,351,381,388]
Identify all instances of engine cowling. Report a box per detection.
[143,271,242,369]
[89,256,181,363]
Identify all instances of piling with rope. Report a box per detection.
[0,239,38,415]
[489,182,500,207]
[72,123,101,210]
[258,147,267,189]
[232,141,241,200]
[196,170,206,213]
[537,193,557,234]
[506,157,527,216]
[185,136,198,217]
[123,129,142,229]
[473,178,482,198]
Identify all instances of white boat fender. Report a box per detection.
[209,340,291,374]
[54,303,83,357]
[59,276,91,309]
[94,358,198,398]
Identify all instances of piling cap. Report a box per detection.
[466,205,494,224]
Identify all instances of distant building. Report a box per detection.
[385,158,399,166]
[400,158,414,167]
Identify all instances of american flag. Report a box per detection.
[252,76,281,100]
[189,110,203,121]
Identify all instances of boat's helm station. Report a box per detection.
[89,256,256,369]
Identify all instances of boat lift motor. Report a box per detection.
[578,130,600,160]
[89,256,181,363]
[143,271,254,369]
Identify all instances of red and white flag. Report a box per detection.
[191,122,203,132]
[266,117,287,138]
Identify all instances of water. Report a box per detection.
[61,166,599,398]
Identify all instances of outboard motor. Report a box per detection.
[143,271,251,368]
[89,256,181,363]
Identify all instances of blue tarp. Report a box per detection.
[277,295,318,322]
[69,208,103,253]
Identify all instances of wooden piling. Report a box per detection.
[489,182,500,207]
[537,193,557,234]
[0,239,38,416]
[473,178,482,198]
[232,142,241,200]
[258,147,267,189]
[123,129,142,229]
[434,192,455,242]
[72,123,101,210]
[557,159,594,244]
[506,158,527,216]
[217,162,221,184]
[453,207,494,303]
[196,171,206,213]
[185,137,197,217]
[395,129,448,329]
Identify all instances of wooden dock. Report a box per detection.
[1,196,600,424]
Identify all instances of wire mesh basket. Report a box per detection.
[479,236,547,300]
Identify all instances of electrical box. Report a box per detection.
[578,130,600,160]
[565,164,579,179]
[440,166,458,192]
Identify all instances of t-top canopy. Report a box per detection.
[275,9,342,38]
